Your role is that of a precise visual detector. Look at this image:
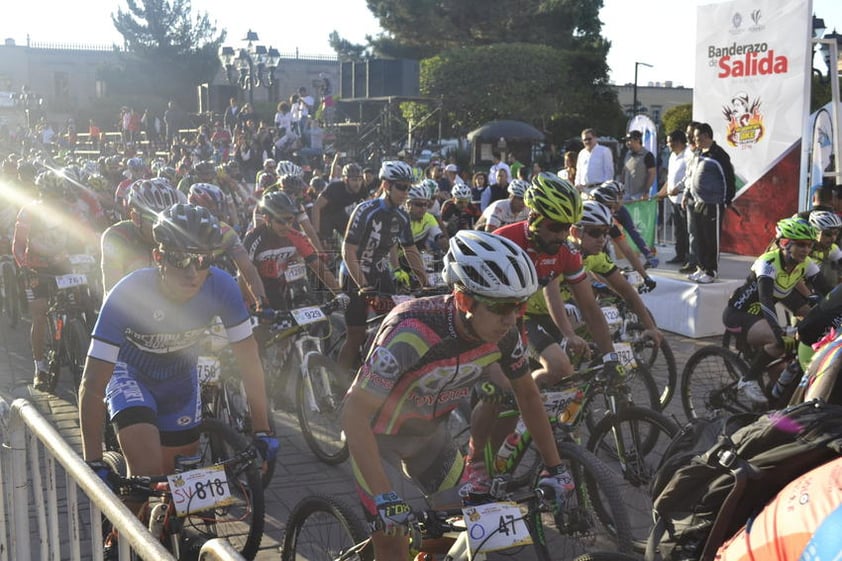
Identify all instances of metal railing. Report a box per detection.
[0,398,245,561]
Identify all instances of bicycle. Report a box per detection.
[258,295,350,464]
[0,254,21,328]
[680,323,797,421]
[475,353,677,552]
[102,418,265,559]
[591,271,678,410]
[280,472,599,561]
[38,254,99,395]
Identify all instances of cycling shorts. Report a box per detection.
[22,270,55,301]
[106,361,202,445]
[342,269,395,328]
[525,314,562,355]
[353,420,464,525]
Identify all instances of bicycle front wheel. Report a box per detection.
[188,418,265,559]
[627,322,678,409]
[680,345,749,422]
[296,353,351,465]
[546,441,634,557]
[586,406,678,552]
[281,494,372,561]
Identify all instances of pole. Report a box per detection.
[633,64,639,116]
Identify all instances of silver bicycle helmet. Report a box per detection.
[379,160,414,182]
[578,200,614,227]
[442,231,538,299]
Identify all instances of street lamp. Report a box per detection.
[632,61,653,116]
[218,30,281,105]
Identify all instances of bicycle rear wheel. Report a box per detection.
[281,494,372,561]
[541,441,634,558]
[296,353,351,465]
[680,345,750,422]
[585,406,678,552]
[63,317,90,393]
[187,418,265,559]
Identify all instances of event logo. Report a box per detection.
[716,48,788,78]
[723,92,765,147]
[732,12,743,29]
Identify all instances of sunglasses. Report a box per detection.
[583,227,610,239]
[471,293,528,316]
[163,252,213,270]
[391,182,411,192]
[789,240,814,250]
[409,200,428,207]
[545,220,572,233]
[820,229,839,237]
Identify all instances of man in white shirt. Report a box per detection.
[574,128,615,191]
[657,130,690,265]
[488,151,512,185]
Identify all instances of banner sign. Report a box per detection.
[623,199,658,253]
[694,0,812,196]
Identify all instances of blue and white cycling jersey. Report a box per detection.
[89,267,252,380]
[344,197,414,274]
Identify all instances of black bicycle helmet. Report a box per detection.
[152,203,222,252]
[259,191,299,219]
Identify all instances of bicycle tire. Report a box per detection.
[542,441,634,557]
[191,418,265,560]
[281,494,372,561]
[584,361,660,433]
[2,261,19,328]
[571,553,642,561]
[64,317,90,393]
[102,450,127,476]
[585,406,678,552]
[296,353,351,465]
[680,345,750,422]
[626,319,678,409]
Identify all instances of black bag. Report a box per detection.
[648,399,842,561]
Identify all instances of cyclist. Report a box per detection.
[474,178,530,232]
[244,191,340,310]
[113,157,148,220]
[440,183,481,236]
[807,210,842,286]
[493,172,623,388]
[589,181,657,283]
[723,216,831,409]
[79,203,277,485]
[260,173,324,253]
[13,170,99,390]
[100,178,181,293]
[342,230,569,561]
[405,183,448,253]
[187,182,269,309]
[566,200,663,347]
[337,160,428,372]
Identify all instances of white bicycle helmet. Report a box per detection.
[128,179,180,214]
[188,183,226,214]
[420,178,439,199]
[276,160,303,178]
[407,184,430,201]
[809,210,842,232]
[451,183,473,201]
[578,200,614,227]
[379,160,414,182]
[508,179,529,198]
[442,231,538,300]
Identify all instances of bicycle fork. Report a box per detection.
[297,336,328,413]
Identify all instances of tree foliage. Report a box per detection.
[108,0,225,110]
[661,103,693,138]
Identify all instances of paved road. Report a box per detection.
[0,306,714,560]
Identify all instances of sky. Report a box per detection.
[1,0,840,89]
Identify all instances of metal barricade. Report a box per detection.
[0,398,244,561]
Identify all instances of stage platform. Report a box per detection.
[622,245,754,339]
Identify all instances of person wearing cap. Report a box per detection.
[621,130,657,201]
[313,162,368,249]
[574,128,614,191]
[444,163,465,187]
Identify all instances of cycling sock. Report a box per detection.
[745,348,776,382]
[34,360,46,373]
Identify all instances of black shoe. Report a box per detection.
[677,263,696,274]
[666,256,686,264]
[32,370,50,392]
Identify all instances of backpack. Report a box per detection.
[647,399,842,561]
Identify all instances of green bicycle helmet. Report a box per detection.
[775,217,817,241]
[525,172,583,225]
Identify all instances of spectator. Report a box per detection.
[679,121,702,275]
[273,101,293,137]
[621,130,656,201]
[471,171,488,205]
[223,97,239,133]
[488,150,511,185]
[574,128,614,191]
[163,100,187,145]
[657,130,690,266]
[481,168,510,211]
[560,150,577,183]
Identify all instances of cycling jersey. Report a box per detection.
[410,212,444,251]
[13,199,93,270]
[810,243,842,267]
[560,250,618,302]
[475,198,529,231]
[316,180,367,239]
[493,221,586,316]
[440,200,481,235]
[344,197,413,275]
[243,222,317,309]
[100,221,154,292]
[357,295,528,436]
[716,455,842,561]
[727,248,821,340]
[89,267,252,382]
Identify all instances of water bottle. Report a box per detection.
[494,430,523,472]
[558,390,584,424]
[772,361,802,399]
